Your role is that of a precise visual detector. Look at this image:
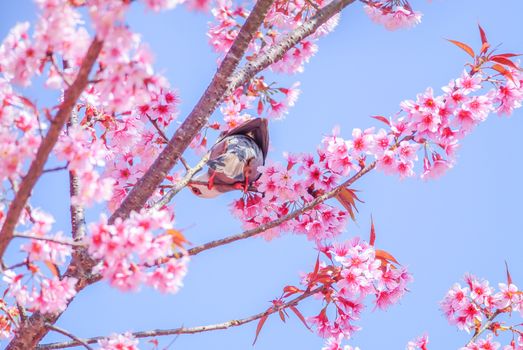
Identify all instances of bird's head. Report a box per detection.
[188,172,223,198]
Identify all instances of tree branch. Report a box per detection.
[45,324,94,350]
[37,285,325,349]
[3,37,104,350]
[151,152,210,210]
[186,162,376,257]
[109,0,277,224]
[0,38,103,260]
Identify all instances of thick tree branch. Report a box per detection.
[230,0,357,89]
[0,38,103,260]
[110,0,277,224]
[3,38,104,350]
[68,108,87,242]
[37,285,325,349]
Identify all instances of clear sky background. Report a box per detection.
[1,1,523,349]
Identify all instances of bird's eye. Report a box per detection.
[191,187,202,195]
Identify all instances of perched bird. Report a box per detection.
[189,118,269,198]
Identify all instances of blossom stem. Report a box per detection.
[12,233,84,247]
[468,310,502,345]
[37,285,325,349]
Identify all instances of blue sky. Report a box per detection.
[1,1,523,349]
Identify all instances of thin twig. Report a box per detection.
[151,153,210,210]
[45,324,94,350]
[146,114,190,171]
[42,165,69,173]
[37,285,325,349]
[12,233,84,247]
[49,56,72,88]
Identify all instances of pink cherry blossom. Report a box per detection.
[98,332,139,350]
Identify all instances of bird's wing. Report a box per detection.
[218,118,269,160]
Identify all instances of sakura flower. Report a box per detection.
[407,334,429,350]
[98,332,139,350]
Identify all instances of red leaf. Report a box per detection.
[446,39,475,58]
[257,99,264,115]
[494,53,521,58]
[371,115,390,126]
[478,24,490,54]
[278,310,286,322]
[491,64,516,83]
[45,261,60,277]
[505,261,513,285]
[253,315,268,345]
[283,285,302,298]
[490,56,521,71]
[369,216,376,246]
[375,249,399,265]
[478,24,488,45]
[289,306,311,331]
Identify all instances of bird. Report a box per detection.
[188,118,269,198]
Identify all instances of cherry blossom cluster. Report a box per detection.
[2,270,77,316]
[441,274,523,349]
[230,157,349,242]
[0,299,19,340]
[230,56,523,242]
[97,332,139,350]
[279,237,411,350]
[0,78,41,188]
[101,97,181,212]
[0,207,78,331]
[54,124,115,206]
[363,0,422,31]
[18,208,72,265]
[88,209,189,293]
[209,0,338,73]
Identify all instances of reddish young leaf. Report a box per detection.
[505,261,513,285]
[447,39,475,58]
[478,24,488,45]
[478,24,490,54]
[289,306,312,331]
[252,314,269,345]
[283,285,302,298]
[494,53,521,58]
[491,64,516,83]
[490,56,521,71]
[257,99,264,115]
[45,261,60,277]
[375,249,399,265]
[371,115,390,126]
[166,229,190,249]
[369,216,376,246]
[278,310,286,322]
